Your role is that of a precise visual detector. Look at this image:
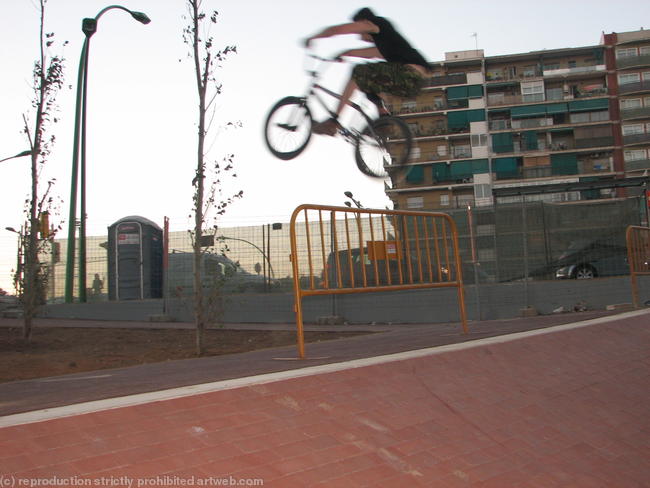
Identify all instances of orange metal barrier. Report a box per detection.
[626,225,650,308]
[290,204,468,358]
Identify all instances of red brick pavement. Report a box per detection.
[1,311,649,487]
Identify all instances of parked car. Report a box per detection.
[320,248,488,288]
[554,239,629,279]
[167,252,272,294]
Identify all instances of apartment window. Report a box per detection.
[644,72,650,80]
[641,46,650,55]
[402,100,417,111]
[568,60,577,68]
[616,47,637,58]
[543,63,560,71]
[623,124,644,135]
[409,146,421,161]
[522,65,537,77]
[452,144,472,158]
[546,87,563,100]
[439,194,450,206]
[471,134,488,147]
[570,112,590,123]
[618,72,640,85]
[521,80,545,102]
[434,97,444,109]
[407,197,424,209]
[437,145,447,156]
[570,110,610,123]
[457,195,474,207]
[474,184,491,199]
[645,96,650,107]
[624,149,646,161]
[621,98,642,109]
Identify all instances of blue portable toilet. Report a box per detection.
[107,216,163,300]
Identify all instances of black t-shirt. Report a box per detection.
[370,16,430,70]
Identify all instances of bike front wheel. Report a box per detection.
[354,116,412,178]
[264,96,312,160]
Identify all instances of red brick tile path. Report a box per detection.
[1,312,649,487]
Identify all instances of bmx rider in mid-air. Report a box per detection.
[304,7,431,136]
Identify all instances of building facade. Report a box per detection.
[384,29,650,210]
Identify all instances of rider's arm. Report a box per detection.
[304,20,379,47]
[337,47,383,60]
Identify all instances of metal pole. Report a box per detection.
[467,205,481,320]
[522,195,529,307]
[163,216,169,314]
[266,224,271,291]
[64,40,88,303]
[261,225,267,291]
[330,211,337,317]
[79,32,92,303]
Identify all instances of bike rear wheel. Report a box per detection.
[264,96,312,160]
[354,116,412,178]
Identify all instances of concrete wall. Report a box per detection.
[41,275,649,324]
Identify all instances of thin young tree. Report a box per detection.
[20,0,66,341]
[183,0,241,355]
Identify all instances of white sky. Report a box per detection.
[1,0,649,293]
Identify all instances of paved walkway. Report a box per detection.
[1,310,649,487]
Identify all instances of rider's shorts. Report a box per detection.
[352,62,425,100]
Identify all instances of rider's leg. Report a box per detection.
[312,76,358,136]
[335,77,358,116]
[366,92,391,117]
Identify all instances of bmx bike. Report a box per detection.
[263,54,413,179]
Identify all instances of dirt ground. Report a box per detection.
[0,326,369,383]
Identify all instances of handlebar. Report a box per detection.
[307,53,342,63]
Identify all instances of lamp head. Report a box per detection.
[131,11,151,24]
[344,191,353,198]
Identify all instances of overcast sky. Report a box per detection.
[1,0,649,292]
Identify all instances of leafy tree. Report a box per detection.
[183,0,242,355]
[19,0,66,340]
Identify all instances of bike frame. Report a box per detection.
[300,56,375,141]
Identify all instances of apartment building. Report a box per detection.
[385,29,650,210]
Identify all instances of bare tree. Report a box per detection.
[19,0,66,341]
[183,0,241,355]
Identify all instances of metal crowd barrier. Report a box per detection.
[626,225,650,308]
[289,204,468,358]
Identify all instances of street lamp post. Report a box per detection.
[64,5,150,303]
[344,191,363,209]
[0,150,33,164]
[216,236,275,279]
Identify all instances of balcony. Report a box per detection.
[489,120,512,131]
[411,125,470,138]
[621,106,650,120]
[617,54,650,69]
[409,151,449,163]
[543,64,606,78]
[423,73,467,88]
[523,166,552,179]
[625,158,650,172]
[619,79,650,95]
[574,137,614,149]
[487,89,608,107]
[485,68,543,82]
[623,133,650,145]
[512,117,554,130]
[394,103,442,115]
